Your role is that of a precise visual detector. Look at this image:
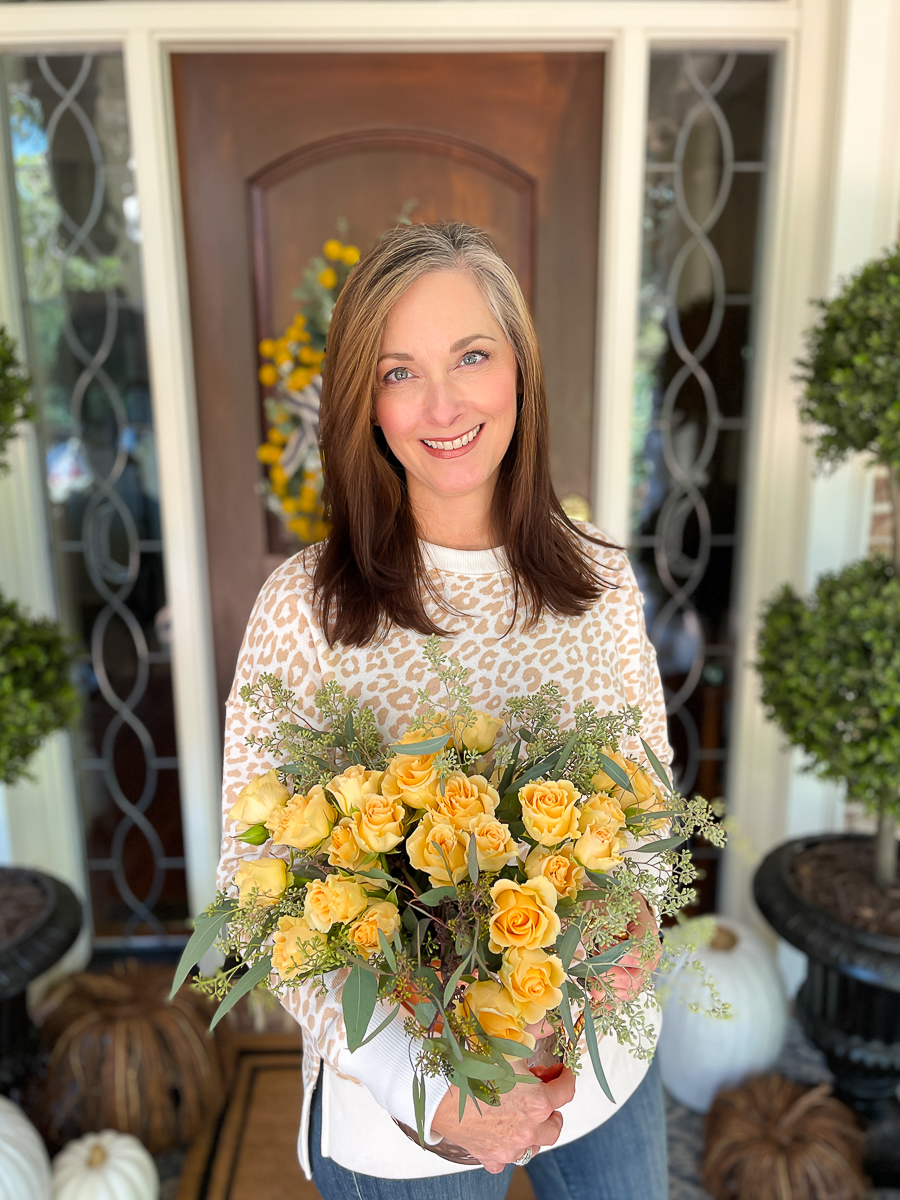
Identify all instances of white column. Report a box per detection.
[124,29,223,916]
[592,27,649,545]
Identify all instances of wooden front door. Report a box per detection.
[172,52,605,713]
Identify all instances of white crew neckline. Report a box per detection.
[419,539,507,576]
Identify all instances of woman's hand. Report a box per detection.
[594,892,661,1005]
[431,1062,576,1174]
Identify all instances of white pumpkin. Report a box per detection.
[0,1095,51,1200]
[52,1131,158,1200]
[657,915,788,1112]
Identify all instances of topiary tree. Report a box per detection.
[0,326,79,785]
[757,247,900,887]
[0,326,35,474]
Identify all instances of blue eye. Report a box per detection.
[385,366,410,383]
[461,350,488,366]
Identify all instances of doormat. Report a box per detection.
[174,1049,535,1200]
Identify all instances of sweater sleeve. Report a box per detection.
[217,560,450,1141]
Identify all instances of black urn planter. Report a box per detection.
[0,866,82,1096]
[754,834,900,1186]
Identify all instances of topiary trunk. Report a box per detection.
[877,467,900,888]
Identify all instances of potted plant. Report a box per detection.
[752,247,900,1182]
[0,326,82,1097]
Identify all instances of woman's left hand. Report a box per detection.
[592,892,660,1006]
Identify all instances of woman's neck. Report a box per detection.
[409,477,498,551]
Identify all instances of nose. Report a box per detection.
[422,376,465,431]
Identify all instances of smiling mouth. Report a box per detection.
[420,423,483,451]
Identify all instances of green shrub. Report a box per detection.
[0,593,80,786]
[795,246,900,473]
[757,557,900,820]
[0,326,34,474]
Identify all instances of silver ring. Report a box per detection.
[514,1148,534,1166]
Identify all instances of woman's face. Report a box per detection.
[373,269,519,512]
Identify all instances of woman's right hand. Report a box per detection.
[430,1066,576,1174]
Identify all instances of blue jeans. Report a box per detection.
[310,1056,668,1200]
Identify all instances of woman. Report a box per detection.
[219,222,671,1199]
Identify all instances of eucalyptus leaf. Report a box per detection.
[415,886,457,906]
[556,920,583,970]
[467,832,479,884]
[640,738,673,792]
[443,955,471,1006]
[387,733,450,755]
[596,753,634,795]
[169,900,237,998]
[209,955,272,1030]
[582,1003,615,1102]
[630,834,687,853]
[377,929,397,972]
[498,739,522,795]
[488,1035,533,1060]
[343,963,379,1051]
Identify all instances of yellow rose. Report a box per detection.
[406,813,469,886]
[591,752,665,815]
[499,947,565,1024]
[524,843,585,900]
[229,769,290,831]
[488,876,560,952]
[326,766,385,816]
[573,823,626,873]
[267,784,336,850]
[453,711,504,755]
[327,818,369,871]
[430,773,499,829]
[382,752,440,809]
[518,778,581,846]
[468,813,517,872]
[352,794,406,854]
[460,980,535,1052]
[235,857,289,908]
[272,915,323,980]
[347,901,402,959]
[578,792,626,835]
[303,874,368,932]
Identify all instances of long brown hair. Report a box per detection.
[314,222,613,646]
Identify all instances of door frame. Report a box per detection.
[0,1,898,929]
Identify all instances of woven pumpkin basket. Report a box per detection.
[30,960,222,1154]
[702,1073,868,1200]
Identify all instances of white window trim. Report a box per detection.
[0,2,897,934]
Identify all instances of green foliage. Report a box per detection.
[795,246,900,470]
[756,556,900,816]
[0,326,35,475]
[0,592,80,785]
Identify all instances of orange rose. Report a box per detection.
[326,766,385,816]
[267,784,336,850]
[430,773,499,829]
[488,876,560,952]
[347,901,402,959]
[518,779,581,846]
[303,874,368,932]
[229,769,290,831]
[272,915,324,980]
[459,980,535,1052]
[406,813,469,886]
[469,813,517,872]
[235,857,289,908]
[499,947,565,1024]
[352,794,406,854]
[524,843,585,900]
[573,823,626,873]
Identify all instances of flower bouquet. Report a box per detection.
[173,638,722,1146]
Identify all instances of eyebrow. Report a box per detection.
[377,333,497,364]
